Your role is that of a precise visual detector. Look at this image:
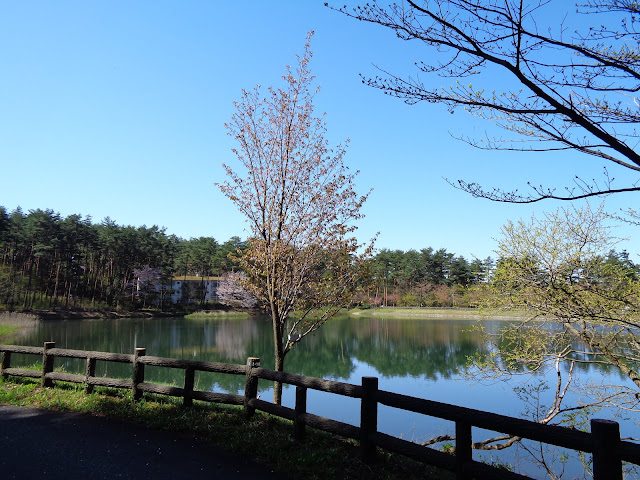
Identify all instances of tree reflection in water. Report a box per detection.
[8,314,638,478]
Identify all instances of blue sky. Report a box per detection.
[0,1,637,260]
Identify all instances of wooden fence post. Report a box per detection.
[455,421,472,480]
[1,350,11,379]
[591,419,622,480]
[361,376,378,464]
[84,356,96,394]
[294,385,307,441]
[183,366,195,407]
[41,341,55,388]
[132,347,146,401]
[244,357,260,418]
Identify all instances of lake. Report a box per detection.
[5,314,638,478]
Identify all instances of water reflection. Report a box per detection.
[8,316,498,390]
[8,315,627,398]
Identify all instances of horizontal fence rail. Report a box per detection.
[1,342,637,480]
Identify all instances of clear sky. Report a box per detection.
[0,1,637,261]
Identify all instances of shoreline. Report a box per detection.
[348,307,530,320]
[0,310,178,341]
[0,312,40,341]
[0,309,178,322]
[1,307,532,324]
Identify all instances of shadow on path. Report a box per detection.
[0,405,287,480]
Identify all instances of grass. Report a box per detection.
[0,325,20,338]
[0,312,40,342]
[184,311,252,320]
[0,376,450,480]
[348,307,529,320]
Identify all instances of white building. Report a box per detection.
[167,276,221,304]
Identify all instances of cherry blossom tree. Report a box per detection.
[216,271,258,309]
[218,32,374,404]
[132,267,161,308]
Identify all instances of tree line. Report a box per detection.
[0,205,497,312]
[2,205,636,313]
[367,245,639,309]
[0,206,246,310]
[367,248,494,308]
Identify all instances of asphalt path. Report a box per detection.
[0,405,287,480]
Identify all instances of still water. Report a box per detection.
[7,315,638,478]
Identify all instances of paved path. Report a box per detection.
[0,405,287,480]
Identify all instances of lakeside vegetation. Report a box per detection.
[3,205,635,319]
[184,311,253,320]
[0,206,246,311]
[0,376,448,480]
[0,204,509,315]
[0,325,18,338]
[348,307,527,319]
[183,306,526,322]
[0,312,40,341]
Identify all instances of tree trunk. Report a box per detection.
[273,353,285,405]
[23,254,34,309]
[65,278,72,309]
[272,309,285,405]
[52,260,61,308]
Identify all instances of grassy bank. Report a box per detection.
[349,307,529,320]
[0,325,19,338]
[0,377,449,480]
[0,309,182,322]
[184,311,253,320]
[0,312,40,341]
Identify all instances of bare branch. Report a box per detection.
[330,0,640,202]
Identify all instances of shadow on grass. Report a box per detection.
[0,376,450,480]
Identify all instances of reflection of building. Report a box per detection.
[214,320,259,360]
[167,276,221,304]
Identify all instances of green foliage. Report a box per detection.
[488,459,513,472]
[477,204,640,422]
[184,311,251,320]
[0,203,496,314]
[367,248,493,308]
[0,206,244,311]
[399,292,420,307]
[441,442,454,452]
[0,324,19,338]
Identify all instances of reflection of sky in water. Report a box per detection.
[261,355,639,479]
[8,315,640,478]
[249,356,640,479]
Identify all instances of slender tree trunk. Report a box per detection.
[272,310,285,404]
[8,263,16,310]
[65,279,71,309]
[23,256,34,309]
[92,263,101,306]
[273,352,285,405]
[384,281,388,307]
[53,261,61,308]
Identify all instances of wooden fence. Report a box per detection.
[1,342,639,480]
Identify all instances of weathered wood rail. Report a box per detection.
[1,342,638,480]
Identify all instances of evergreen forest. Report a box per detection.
[1,206,636,312]
[0,207,246,310]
